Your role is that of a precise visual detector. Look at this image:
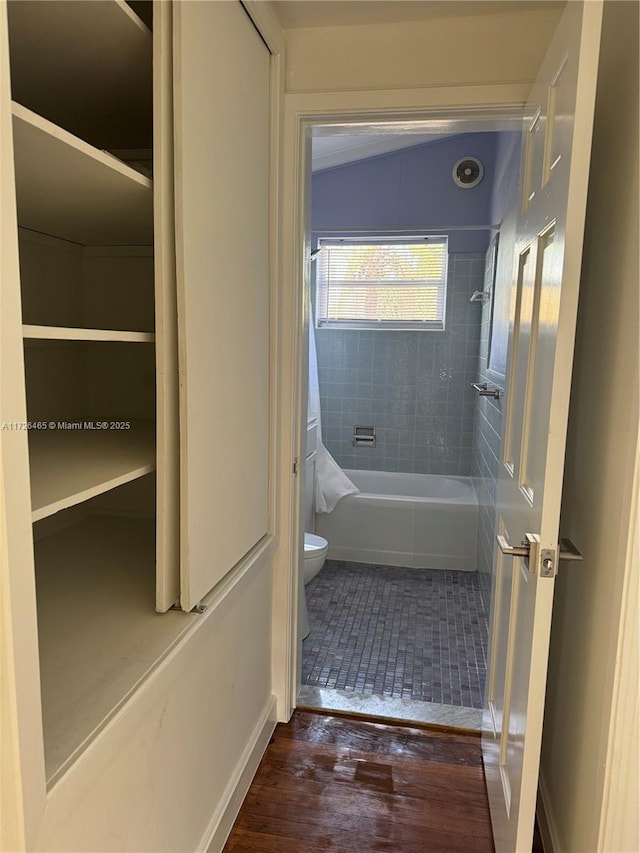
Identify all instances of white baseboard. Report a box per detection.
[199,695,277,853]
[538,773,561,853]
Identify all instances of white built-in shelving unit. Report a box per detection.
[7,0,189,784]
[7,0,153,149]
[12,103,154,246]
[23,325,156,343]
[35,514,192,787]
[29,422,156,522]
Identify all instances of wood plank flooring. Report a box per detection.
[223,711,495,852]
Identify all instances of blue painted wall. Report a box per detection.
[312,132,498,253]
[312,133,499,476]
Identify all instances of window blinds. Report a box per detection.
[315,237,449,330]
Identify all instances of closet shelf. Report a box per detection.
[12,103,153,246]
[7,0,152,150]
[23,325,155,344]
[29,420,155,521]
[35,516,196,785]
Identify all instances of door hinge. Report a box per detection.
[293,457,299,476]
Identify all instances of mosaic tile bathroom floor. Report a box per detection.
[302,561,488,709]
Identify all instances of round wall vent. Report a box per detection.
[452,156,484,189]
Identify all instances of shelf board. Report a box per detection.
[7,0,152,150]
[12,103,153,246]
[35,515,196,785]
[29,420,155,521]
[23,325,155,344]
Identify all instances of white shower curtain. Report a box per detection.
[308,303,359,513]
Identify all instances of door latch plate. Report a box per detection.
[540,548,556,578]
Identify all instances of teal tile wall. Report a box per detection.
[316,253,485,476]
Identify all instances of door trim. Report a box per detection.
[273,85,529,720]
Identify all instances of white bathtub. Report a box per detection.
[315,470,478,571]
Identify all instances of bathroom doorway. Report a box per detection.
[297,115,521,730]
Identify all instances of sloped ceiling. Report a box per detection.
[311,134,447,172]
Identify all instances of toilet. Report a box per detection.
[303,533,328,584]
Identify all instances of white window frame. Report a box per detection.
[315,235,449,331]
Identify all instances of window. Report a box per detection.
[315,236,449,330]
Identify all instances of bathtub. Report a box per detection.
[315,470,478,571]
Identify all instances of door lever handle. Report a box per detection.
[497,534,583,561]
[558,538,583,561]
[496,532,536,557]
[497,533,583,577]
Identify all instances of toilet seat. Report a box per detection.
[304,532,328,554]
[303,532,328,584]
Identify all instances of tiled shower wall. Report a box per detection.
[316,253,485,476]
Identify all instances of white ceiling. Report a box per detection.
[270,1,565,30]
[310,113,523,172]
[312,133,446,172]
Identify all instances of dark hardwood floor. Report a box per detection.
[223,711,495,852]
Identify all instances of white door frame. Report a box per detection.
[271,83,532,720]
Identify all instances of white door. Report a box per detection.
[482,3,603,850]
[173,1,271,610]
